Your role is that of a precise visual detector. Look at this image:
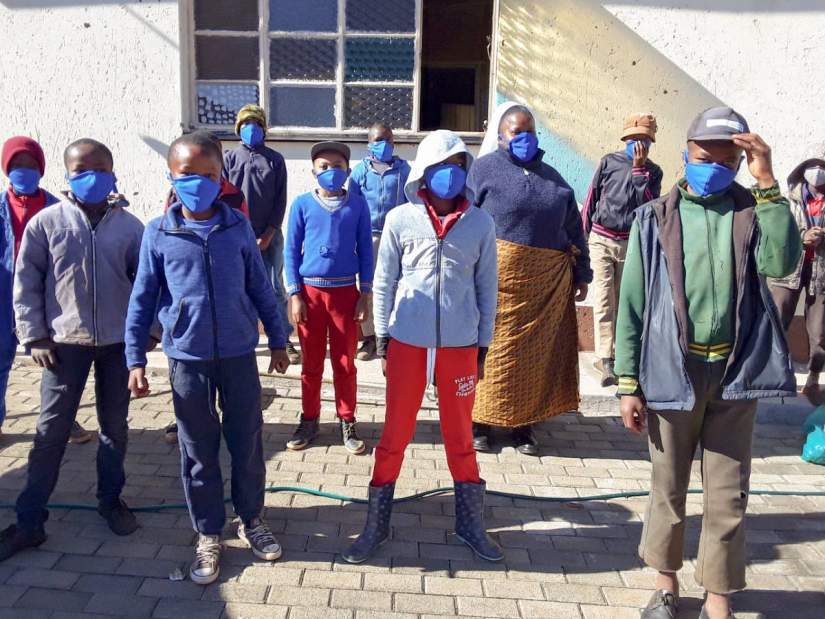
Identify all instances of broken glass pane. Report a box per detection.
[197,83,260,125]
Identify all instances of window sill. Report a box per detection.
[197,128,485,145]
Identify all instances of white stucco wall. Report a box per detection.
[0,1,822,223]
[603,1,825,189]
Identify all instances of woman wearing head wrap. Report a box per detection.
[469,102,592,455]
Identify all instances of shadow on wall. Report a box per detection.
[496,0,724,198]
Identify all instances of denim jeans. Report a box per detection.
[16,343,130,531]
[260,229,292,337]
[169,352,265,534]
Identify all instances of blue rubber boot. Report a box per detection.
[454,480,504,562]
[341,483,395,564]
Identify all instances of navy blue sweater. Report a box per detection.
[125,202,286,368]
[468,147,592,284]
[224,143,287,237]
[284,190,374,295]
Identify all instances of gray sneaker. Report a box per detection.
[286,416,319,451]
[641,589,678,619]
[190,534,221,585]
[340,419,366,455]
[238,517,282,561]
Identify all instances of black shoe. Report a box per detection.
[98,499,138,536]
[340,419,366,455]
[69,421,93,444]
[286,340,302,365]
[599,358,618,388]
[357,337,378,361]
[0,524,46,561]
[512,425,539,456]
[341,483,395,564]
[164,423,178,445]
[472,423,492,452]
[454,480,503,562]
[286,416,319,451]
[641,589,678,619]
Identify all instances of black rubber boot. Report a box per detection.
[341,483,395,564]
[454,479,503,562]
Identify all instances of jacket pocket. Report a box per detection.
[171,299,188,339]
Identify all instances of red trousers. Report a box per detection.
[297,285,358,421]
[372,339,481,486]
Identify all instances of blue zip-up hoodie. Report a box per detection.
[125,202,286,368]
[348,157,411,233]
[0,188,59,352]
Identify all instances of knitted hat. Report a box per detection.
[234,104,267,135]
[2,136,46,175]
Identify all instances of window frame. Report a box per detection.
[180,0,497,141]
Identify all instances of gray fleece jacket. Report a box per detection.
[13,199,144,347]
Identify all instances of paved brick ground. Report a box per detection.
[0,356,823,618]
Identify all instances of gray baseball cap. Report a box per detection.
[687,106,750,142]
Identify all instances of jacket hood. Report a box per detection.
[788,142,825,201]
[405,130,475,205]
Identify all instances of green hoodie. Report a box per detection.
[615,181,802,394]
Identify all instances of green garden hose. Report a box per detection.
[0,485,823,513]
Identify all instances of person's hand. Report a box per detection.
[620,395,647,434]
[269,349,290,374]
[803,227,824,247]
[30,338,58,370]
[290,294,307,325]
[632,141,649,168]
[381,358,387,377]
[145,338,159,353]
[354,293,371,323]
[257,228,276,251]
[128,368,151,398]
[732,133,776,189]
[477,360,486,382]
[575,283,589,302]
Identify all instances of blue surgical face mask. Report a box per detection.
[368,140,394,163]
[315,168,348,192]
[424,163,467,200]
[240,123,264,147]
[625,139,652,161]
[170,174,221,213]
[683,150,741,197]
[507,132,539,162]
[67,170,116,204]
[8,167,41,195]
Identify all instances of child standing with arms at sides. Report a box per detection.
[348,122,411,361]
[224,105,298,363]
[284,142,373,455]
[343,130,501,565]
[1,139,144,561]
[125,131,290,585]
[0,137,59,438]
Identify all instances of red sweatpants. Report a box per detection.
[372,339,481,486]
[297,285,358,421]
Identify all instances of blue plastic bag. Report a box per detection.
[802,407,825,465]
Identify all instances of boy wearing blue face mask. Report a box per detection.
[1,138,145,561]
[224,105,297,363]
[0,137,59,438]
[348,123,411,361]
[284,142,372,454]
[582,114,663,387]
[125,131,289,585]
[615,107,801,619]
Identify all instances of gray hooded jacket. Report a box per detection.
[373,130,498,351]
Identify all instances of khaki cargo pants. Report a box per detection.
[640,358,757,594]
[589,234,628,359]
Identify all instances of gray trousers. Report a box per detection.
[361,232,382,338]
[640,358,757,594]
